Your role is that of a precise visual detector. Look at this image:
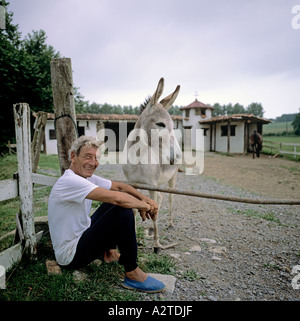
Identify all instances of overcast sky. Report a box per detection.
[7,0,300,118]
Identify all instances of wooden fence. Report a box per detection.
[263,140,300,159]
[0,103,44,287]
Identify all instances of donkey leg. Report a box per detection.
[149,190,163,253]
[167,171,177,229]
[133,208,138,235]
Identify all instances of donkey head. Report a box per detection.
[136,78,182,165]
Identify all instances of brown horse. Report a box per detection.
[250,130,262,158]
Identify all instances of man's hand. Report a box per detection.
[139,197,158,221]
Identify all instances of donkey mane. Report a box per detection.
[139,96,151,115]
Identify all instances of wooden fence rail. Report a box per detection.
[263,140,300,159]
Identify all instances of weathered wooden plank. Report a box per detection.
[280,150,300,156]
[32,173,58,186]
[0,243,23,271]
[0,178,18,202]
[50,58,77,175]
[280,142,300,146]
[32,111,48,173]
[13,103,36,256]
[0,231,43,273]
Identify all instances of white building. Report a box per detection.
[42,102,270,155]
[43,113,182,154]
[180,99,271,153]
[180,99,214,151]
[200,114,271,153]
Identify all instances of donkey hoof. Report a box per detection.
[167,225,175,231]
[154,247,162,254]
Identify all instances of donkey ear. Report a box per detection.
[160,85,180,110]
[149,77,164,107]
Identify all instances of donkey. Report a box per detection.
[250,130,262,159]
[122,78,182,252]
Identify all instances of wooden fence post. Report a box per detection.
[13,103,36,256]
[32,111,48,173]
[50,58,77,175]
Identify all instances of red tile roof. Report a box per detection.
[180,99,214,110]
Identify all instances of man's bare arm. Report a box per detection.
[86,186,150,212]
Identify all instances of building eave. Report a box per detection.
[199,114,272,125]
[43,113,182,122]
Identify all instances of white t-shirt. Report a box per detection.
[48,169,112,266]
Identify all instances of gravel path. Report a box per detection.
[95,157,300,301]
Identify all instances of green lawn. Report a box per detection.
[263,121,294,135]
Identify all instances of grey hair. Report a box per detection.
[69,136,101,162]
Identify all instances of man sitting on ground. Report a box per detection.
[48,135,165,293]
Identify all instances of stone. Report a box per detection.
[73,270,89,283]
[148,273,176,294]
[46,260,62,275]
[189,245,202,252]
[209,246,227,256]
[169,253,181,261]
[199,238,217,244]
[90,259,102,267]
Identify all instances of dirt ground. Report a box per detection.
[98,153,300,301]
[201,153,300,200]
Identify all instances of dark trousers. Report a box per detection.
[66,203,138,272]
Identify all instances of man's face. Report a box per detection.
[70,145,100,178]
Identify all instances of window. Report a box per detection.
[195,108,206,116]
[221,125,236,136]
[185,110,190,118]
[78,126,85,136]
[202,128,209,136]
[49,129,56,140]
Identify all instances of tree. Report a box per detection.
[292,113,300,135]
[246,103,264,117]
[168,105,181,116]
[212,103,225,116]
[74,86,89,113]
[21,30,60,112]
[0,1,23,151]
[0,2,86,153]
[275,113,297,122]
[231,103,245,114]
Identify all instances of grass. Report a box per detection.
[0,153,18,180]
[0,236,141,301]
[180,269,205,282]
[262,135,300,161]
[231,208,282,225]
[0,233,176,301]
[0,153,176,301]
[263,121,294,136]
